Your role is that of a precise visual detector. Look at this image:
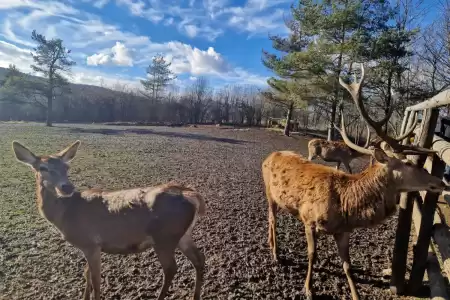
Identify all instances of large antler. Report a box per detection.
[334,114,374,156]
[339,63,435,155]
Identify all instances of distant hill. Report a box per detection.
[0,66,153,122]
[0,66,126,99]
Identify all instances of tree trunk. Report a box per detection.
[385,73,393,134]
[284,102,293,137]
[46,92,53,127]
[328,101,337,141]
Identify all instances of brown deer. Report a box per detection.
[262,63,444,300]
[307,126,371,173]
[12,140,206,300]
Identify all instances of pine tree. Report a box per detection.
[140,54,177,104]
[262,78,308,136]
[30,30,75,126]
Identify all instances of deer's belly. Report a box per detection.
[99,236,155,254]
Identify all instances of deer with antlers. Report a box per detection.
[307,126,371,174]
[12,140,206,300]
[262,63,442,300]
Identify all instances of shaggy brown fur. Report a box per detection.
[13,141,206,300]
[307,138,367,173]
[262,150,445,300]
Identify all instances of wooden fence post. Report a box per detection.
[390,108,437,295]
[408,150,446,292]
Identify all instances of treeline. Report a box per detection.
[0,66,287,125]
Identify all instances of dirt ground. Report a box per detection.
[0,123,424,299]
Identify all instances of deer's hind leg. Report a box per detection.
[333,232,359,300]
[154,241,178,300]
[304,225,317,300]
[83,263,93,300]
[178,235,205,300]
[267,195,279,262]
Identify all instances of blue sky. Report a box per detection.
[0,0,442,91]
[0,0,295,90]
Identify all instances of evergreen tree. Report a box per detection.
[140,54,177,104]
[29,30,75,126]
[262,77,308,136]
[263,0,391,140]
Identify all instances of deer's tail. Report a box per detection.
[181,189,206,239]
[182,189,206,217]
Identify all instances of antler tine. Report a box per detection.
[335,113,373,156]
[340,63,436,155]
[393,111,419,142]
[339,63,387,130]
[363,124,371,148]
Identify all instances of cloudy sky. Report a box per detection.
[0,0,295,90]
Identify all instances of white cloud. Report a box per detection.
[189,76,197,81]
[93,0,110,8]
[116,0,164,23]
[184,25,198,38]
[111,42,133,66]
[87,42,133,66]
[0,40,34,73]
[0,1,269,88]
[87,52,110,66]
[224,6,288,36]
[164,18,174,26]
[165,43,229,75]
[0,39,140,88]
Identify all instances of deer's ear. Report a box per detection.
[12,141,39,167]
[373,148,390,164]
[57,140,81,163]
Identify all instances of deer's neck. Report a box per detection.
[35,175,68,228]
[341,164,398,228]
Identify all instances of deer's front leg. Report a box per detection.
[333,232,359,300]
[82,248,101,300]
[304,225,317,300]
[344,162,352,174]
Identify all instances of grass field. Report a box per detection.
[0,123,417,299]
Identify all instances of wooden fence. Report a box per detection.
[389,89,450,299]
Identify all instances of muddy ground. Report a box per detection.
[0,123,423,299]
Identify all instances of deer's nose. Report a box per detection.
[60,183,74,195]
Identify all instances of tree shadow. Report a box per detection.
[61,127,248,145]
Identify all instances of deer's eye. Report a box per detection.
[39,166,48,172]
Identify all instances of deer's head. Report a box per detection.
[338,63,445,194]
[12,140,81,197]
[370,148,445,193]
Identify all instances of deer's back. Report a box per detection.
[308,139,353,161]
[262,151,350,232]
[58,184,196,253]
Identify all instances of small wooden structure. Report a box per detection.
[389,89,450,299]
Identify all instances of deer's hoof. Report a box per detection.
[302,287,313,300]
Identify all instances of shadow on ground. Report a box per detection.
[62,126,248,145]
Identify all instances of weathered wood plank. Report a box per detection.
[408,142,446,292]
[406,89,450,112]
[412,196,449,300]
